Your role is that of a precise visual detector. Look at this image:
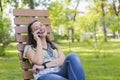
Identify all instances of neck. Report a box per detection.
[41,37,47,49]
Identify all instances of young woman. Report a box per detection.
[23,20,85,80]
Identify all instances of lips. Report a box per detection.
[39,28,45,34]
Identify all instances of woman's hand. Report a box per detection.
[33,29,41,41]
[33,29,42,46]
[32,64,44,73]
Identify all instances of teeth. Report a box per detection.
[40,31,45,34]
[38,28,45,34]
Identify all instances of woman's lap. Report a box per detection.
[38,73,67,80]
[37,53,85,80]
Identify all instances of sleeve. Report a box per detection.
[23,45,32,59]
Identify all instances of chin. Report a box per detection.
[42,34,47,37]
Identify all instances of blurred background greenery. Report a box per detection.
[0,0,120,80]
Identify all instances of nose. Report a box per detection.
[36,26,41,30]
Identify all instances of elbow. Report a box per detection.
[61,58,64,65]
[61,55,65,62]
[58,56,65,66]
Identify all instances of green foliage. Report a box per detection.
[2,0,120,46]
[53,32,69,43]
[65,0,71,5]
[48,1,66,28]
[4,0,19,8]
[0,14,12,56]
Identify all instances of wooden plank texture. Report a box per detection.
[17,43,25,51]
[13,9,49,17]
[23,71,33,79]
[15,26,27,33]
[15,26,52,34]
[16,34,28,42]
[16,32,53,42]
[21,61,32,70]
[14,18,50,25]
[18,52,23,60]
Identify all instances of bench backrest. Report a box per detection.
[13,9,54,80]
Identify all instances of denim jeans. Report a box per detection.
[38,53,85,80]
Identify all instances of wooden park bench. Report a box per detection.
[13,9,54,80]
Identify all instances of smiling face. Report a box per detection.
[31,21,47,37]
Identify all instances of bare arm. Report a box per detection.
[26,30,44,65]
[45,43,65,68]
[31,43,65,73]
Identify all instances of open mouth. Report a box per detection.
[40,29,45,34]
[39,28,45,34]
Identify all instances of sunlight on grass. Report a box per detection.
[6,50,18,53]
[0,41,120,80]
[78,53,94,56]
[0,43,2,46]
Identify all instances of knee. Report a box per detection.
[66,53,80,61]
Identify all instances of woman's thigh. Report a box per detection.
[38,73,68,80]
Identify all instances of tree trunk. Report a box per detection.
[71,0,80,43]
[94,21,97,42]
[113,0,120,39]
[71,28,74,42]
[94,21,97,48]
[112,31,116,39]
[0,47,5,56]
[118,30,120,39]
[101,0,107,42]
[73,0,80,21]
[113,0,119,16]
[29,0,34,9]
[68,29,71,51]
[0,0,3,12]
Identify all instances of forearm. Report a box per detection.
[46,58,64,68]
[30,30,44,65]
[46,49,65,68]
[32,41,44,65]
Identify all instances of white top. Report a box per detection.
[23,43,60,80]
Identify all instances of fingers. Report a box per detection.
[32,66,37,73]
[33,29,40,36]
[32,65,44,73]
[33,29,41,40]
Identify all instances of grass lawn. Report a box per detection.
[0,41,120,80]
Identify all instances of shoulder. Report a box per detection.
[24,45,32,49]
[23,45,33,59]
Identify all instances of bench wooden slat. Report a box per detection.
[21,61,32,70]
[14,18,50,25]
[16,34,28,42]
[23,71,33,80]
[15,26,52,34]
[16,34,54,51]
[13,9,49,17]
[17,43,25,51]
[18,52,23,60]
[15,26,27,33]
[16,32,54,42]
